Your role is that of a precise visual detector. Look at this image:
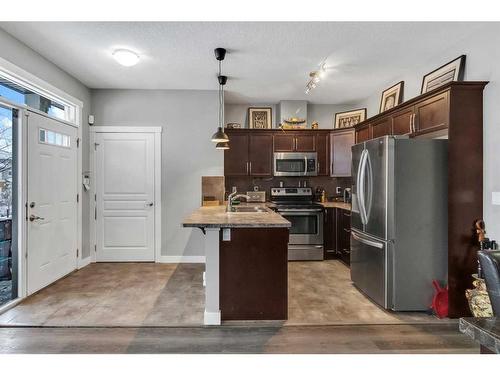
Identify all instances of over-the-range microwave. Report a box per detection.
[273,152,318,177]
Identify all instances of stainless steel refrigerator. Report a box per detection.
[351,136,448,311]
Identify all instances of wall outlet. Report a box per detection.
[336,187,342,194]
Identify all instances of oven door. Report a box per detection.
[274,152,317,176]
[278,209,323,245]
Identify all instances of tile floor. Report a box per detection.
[0,260,442,327]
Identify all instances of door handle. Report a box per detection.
[29,214,45,222]
[352,231,383,249]
[147,202,154,207]
[304,156,308,175]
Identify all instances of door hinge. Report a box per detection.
[76,138,80,148]
[94,194,97,201]
[95,207,97,220]
[94,142,100,151]
[76,248,79,257]
[77,193,79,203]
[94,244,97,252]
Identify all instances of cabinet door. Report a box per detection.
[273,134,295,152]
[323,208,336,259]
[371,117,392,139]
[355,124,371,144]
[249,133,273,176]
[331,129,355,177]
[224,133,249,176]
[392,106,415,135]
[295,134,315,151]
[337,209,351,266]
[315,133,329,176]
[414,91,449,134]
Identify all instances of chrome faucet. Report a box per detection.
[226,191,251,212]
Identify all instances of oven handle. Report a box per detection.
[278,209,324,213]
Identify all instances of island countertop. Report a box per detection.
[460,317,500,353]
[182,204,291,228]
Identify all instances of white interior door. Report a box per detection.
[27,111,78,295]
[95,132,155,262]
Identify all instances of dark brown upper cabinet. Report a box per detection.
[392,106,415,135]
[331,129,355,177]
[371,117,392,139]
[248,133,273,177]
[315,133,329,176]
[224,133,249,176]
[225,132,273,177]
[273,134,296,152]
[295,134,315,151]
[413,91,449,134]
[273,133,315,152]
[355,123,371,144]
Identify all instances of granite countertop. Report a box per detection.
[320,201,352,210]
[459,317,500,353]
[182,203,291,228]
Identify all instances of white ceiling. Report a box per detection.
[0,22,484,104]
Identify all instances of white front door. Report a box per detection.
[95,132,155,262]
[27,111,78,294]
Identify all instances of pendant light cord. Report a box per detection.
[218,60,223,128]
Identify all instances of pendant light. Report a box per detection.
[211,48,230,144]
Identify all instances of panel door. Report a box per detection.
[355,124,371,144]
[249,133,273,176]
[315,133,329,176]
[371,117,392,139]
[414,91,449,133]
[392,106,415,135]
[273,134,295,152]
[27,111,77,294]
[331,129,355,177]
[224,133,249,176]
[295,134,315,152]
[95,132,155,261]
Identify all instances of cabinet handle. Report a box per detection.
[249,161,252,175]
[317,161,320,172]
[246,162,249,175]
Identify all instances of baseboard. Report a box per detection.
[78,256,92,269]
[204,310,221,325]
[158,255,206,263]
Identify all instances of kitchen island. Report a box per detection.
[182,204,290,325]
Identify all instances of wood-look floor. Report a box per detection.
[0,261,442,327]
[0,324,477,353]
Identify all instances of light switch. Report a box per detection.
[492,192,500,205]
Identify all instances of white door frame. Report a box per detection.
[89,126,162,263]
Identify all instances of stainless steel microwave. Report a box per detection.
[273,152,318,177]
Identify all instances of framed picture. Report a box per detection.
[421,55,466,94]
[379,81,404,113]
[334,108,367,129]
[248,107,272,129]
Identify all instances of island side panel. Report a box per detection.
[219,228,289,320]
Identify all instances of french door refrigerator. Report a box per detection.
[351,136,448,311]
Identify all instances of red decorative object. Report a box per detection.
[430,280,449,318]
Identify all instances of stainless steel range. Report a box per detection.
[271,187,324,261]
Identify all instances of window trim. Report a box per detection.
[0,57,81,126]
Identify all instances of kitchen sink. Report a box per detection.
[229,206,267,213]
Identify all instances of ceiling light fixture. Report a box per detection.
[211,48,230,145]
[305,63,327,94]
[112,49,140,67]
[215,142,230,150]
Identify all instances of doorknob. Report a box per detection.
[147,202,154,207]
[29,214,45,222]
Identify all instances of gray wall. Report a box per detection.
[355,23,500,240]
[0,28,93,259]
[225,103,278,128]
[90,89,221,257]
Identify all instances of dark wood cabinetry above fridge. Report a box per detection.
[224,128,354,178]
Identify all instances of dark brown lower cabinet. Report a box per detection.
[219,228,288,320]
[323,207,351,266]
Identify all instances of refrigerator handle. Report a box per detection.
[358,149,368,224]
[365,150,373,223]
[352,231,384,249]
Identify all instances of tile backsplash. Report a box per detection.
[224,176,352,201]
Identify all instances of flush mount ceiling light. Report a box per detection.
[112,49,140,67]
[305,63,327,94]
[211,47,230,145]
